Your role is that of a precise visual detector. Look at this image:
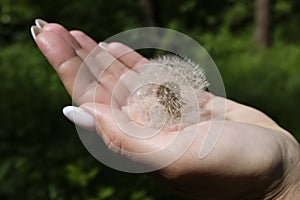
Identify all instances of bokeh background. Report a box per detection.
[1,0,299,199]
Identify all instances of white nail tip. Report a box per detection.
[63,106,96,132]
[35,19,48,29]
[99,42,108,50]
[30,26,40,40]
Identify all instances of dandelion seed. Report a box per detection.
[124,54,209,129]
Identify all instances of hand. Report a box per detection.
[31,20,300,200]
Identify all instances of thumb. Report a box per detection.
[62,105,96,132]
[67,103,200,172]
[81,103,167,155]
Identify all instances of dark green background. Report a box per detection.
[0,0,299,199]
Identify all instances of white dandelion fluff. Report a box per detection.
[123,54,209,129]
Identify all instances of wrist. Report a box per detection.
[283,158,300,199]
[286,182,300,200]
[272,137,300,200]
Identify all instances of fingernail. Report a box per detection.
[63,106,96,132]
[99,42,108,50]
[35,19,48,29]
[30,26,41,40]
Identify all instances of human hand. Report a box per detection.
[31,20,300,200]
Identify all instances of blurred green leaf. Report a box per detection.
[98,187,114,199]
[65,163,99,187]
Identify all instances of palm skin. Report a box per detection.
[34,22,300,200]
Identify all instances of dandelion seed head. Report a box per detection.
[125,54,209,129]
[152,55,209,90]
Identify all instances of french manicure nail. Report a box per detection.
[99,42,108,50]
[35,19,48,29]
[63,106,96,132]
[30,26,41,40]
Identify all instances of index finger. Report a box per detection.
[104,42,149,70]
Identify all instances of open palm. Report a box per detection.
[33,21,300,200]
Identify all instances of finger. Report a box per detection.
[75,48,129,106]
[81,103,172,154]
[95,42,149,105]
[105,42,149,69]
[43,23,81,50]
[81,102,203,171]
[63,36,143,106]
[37,24,138,106]
[63,105,96,132]
[58,33,131,103]
[70,30,98,52]
[105,42,149,91]
[35,29,111,105]
[69,33,131,83]
[63,29,127,105]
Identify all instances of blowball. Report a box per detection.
[124,54,209,129]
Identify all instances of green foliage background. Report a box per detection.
[0,0,299,199]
